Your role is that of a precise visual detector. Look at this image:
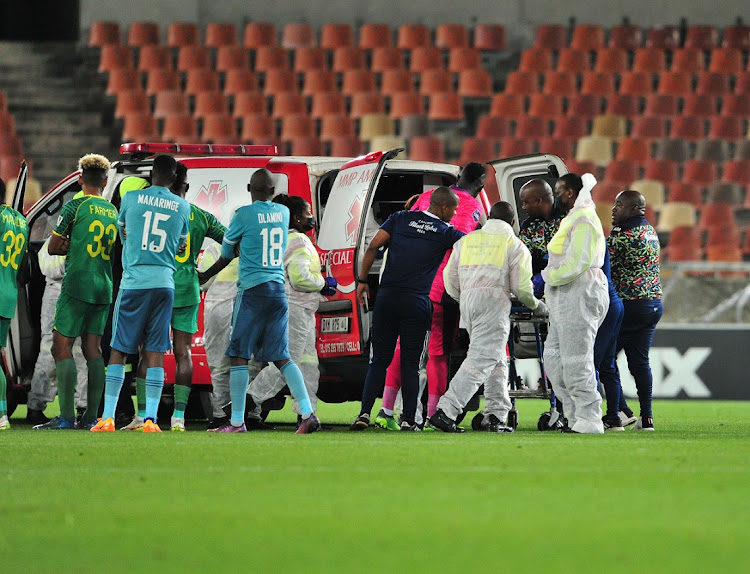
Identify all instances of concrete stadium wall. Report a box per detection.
[80,0,747,48]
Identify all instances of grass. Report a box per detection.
[2,399,750,574]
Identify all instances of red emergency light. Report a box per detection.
[120,142,279,156]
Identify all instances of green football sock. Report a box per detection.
[136,377,146,419]
[172,384,191,420]
[56,358,77,422]
[81,357,105,425]
[0,366,7,417]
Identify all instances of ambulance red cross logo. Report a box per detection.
[345,195,362,243]
[194,180,227,219]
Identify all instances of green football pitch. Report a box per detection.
[2,399,749,574]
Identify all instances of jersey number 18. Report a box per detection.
[260,227,283,267]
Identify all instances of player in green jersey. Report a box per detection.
[0,177,29,430]
[168,162,225,431]
[35,154,118,430]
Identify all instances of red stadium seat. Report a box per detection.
[320,23,354,50]
[670,49,705,73]
[281,23,315,49]
[435,24,469,49]
[593,48,628,74]
[609,24,643,51]
[533,24,567,50]
[243,22,277,49]
[631,48,667,73]
[542,71,578,96]
[646,25,679,50]
[473,24,507,51]
[643,94,678,117]
[205,22,238,48]
[684,25,719,50]
[396,24,431,50]
[359,23,392,49]
[201,114,238,144]
[166,23,199,47]
[489,94,526,118]
[570,24,605,51]
[556,49,590,73]
[409,47,444,72]
[89,21,121,46]
[127,21,160,47]
[519,48,554,73]
[408,136,445,162]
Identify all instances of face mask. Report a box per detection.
[300,217,316,232]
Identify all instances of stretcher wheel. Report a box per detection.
[537,411,553,431]
[471,412,487,431]
[507,410,518,430]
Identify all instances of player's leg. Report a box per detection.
[203,298,233,425]
[214,288,257,432]
[47,293,87,427]
[425,301,449,418]
[0,318,10,429]
[140,288,175,432]
[27,285,60,424]
[77,302,110,428]
[354,295,399,428]
[93,289,149,432]
[398,295,432,427]
[170,304,198,431]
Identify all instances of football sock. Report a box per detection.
[427,394,440,419]
[144,367,164,422]
[136,377,146,419]
[229,366,249,426]
[382,385,398,412]
[427,354,449,396]
[172,384,190,420]
[81,357,105,424]
[102,363,126,420]
[55,358,78,421]
[280,361,312,417]
[0,366,7,417]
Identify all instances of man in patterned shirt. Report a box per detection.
[518,179,565,279]
[609,190,662,431]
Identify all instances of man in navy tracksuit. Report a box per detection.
[609,190,662,431]
[351,187,465,431]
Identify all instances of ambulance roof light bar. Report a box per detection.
[120,142,279,158]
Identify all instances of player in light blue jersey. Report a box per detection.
[92,155,191,433]
[199,168,320,434]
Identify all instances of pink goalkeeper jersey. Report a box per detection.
[411,186,483,302]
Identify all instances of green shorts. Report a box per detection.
[171,304,199,334]
[53,292,110,338]
[0,316,10,348]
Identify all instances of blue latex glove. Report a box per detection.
[320,276,338,296]
[532,274,545,299]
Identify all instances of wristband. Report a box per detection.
[356,277,368,284]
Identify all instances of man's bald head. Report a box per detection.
[247,168,275,201]
[612,189,647,226]
[489,201,516,226]
[428,186,460,223]
[519,179,554,220]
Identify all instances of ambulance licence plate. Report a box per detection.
[321,317,350,333]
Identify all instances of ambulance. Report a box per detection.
[3,143,567,416]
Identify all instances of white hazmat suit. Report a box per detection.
[437,218,542,422]
[541,174,609,434]
[26,238,87,413]
[199,244,259,419]
[248,229,324,415]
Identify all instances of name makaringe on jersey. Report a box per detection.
[137,194,181,211]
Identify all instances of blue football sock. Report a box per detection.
[229,366,249,425]
[102,363,126,421]
[280,361,312,417]
[144,367,165,422]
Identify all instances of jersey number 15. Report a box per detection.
[141,211,170,253]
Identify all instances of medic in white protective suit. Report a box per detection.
[541,173,609,434]
[428,201,546,433]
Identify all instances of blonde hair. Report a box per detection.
[78,153,110,172]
